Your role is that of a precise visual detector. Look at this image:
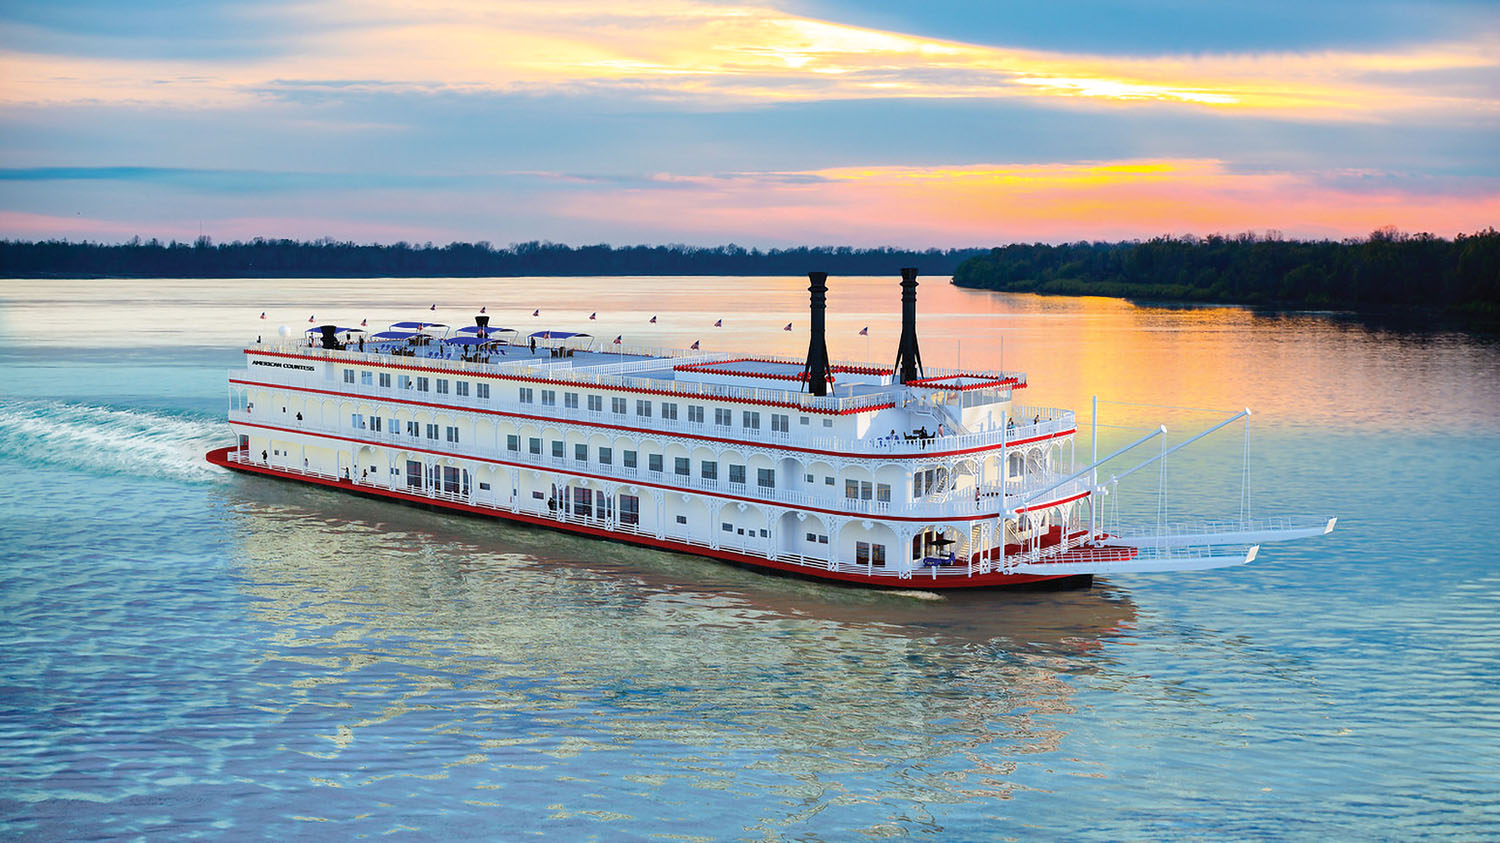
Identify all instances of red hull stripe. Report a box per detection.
[229,377,1075,460]
[204,446,1070,589]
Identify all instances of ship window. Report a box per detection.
[800,416,810,425]
[351,413,365,429]
[856,541,870,563]
[675,515,687,525]
[551,440,564,458]
[661,403,678,420]
[406,460,423,489]
[687,405,704,424]
[575,444,588,462]
[771,414,788,433]
[398,375,411,389]
[541,390,556,406]
[532,490,544,500]
[479,482,491,491]
[823,419,833,428]
[806,532,817,543]
[476,383,490,399]
[729,464,745,485]
[407,421,419,436]
[714,408,732,427]
[445,426,459,443]
[724,523,734,533]
[620,494,640,525]
[506,435,519,452]
[416,377,430,392]
[818,534,828,544]
[737,528,744,535]
[742,411,760,430]
[455,381,469,397]
[574,488,593,517]
[528,437,541,455]
[387,417,396,432]
[759,529,768,538]
[636,400,652,418]
[877,483,891,502]
[612,396,627,414]
[379,372,391,388]
[371,417,382,433]
[805,473,814,483]
[588,395,603,412]
[426,423,438,439]
[623,450,637,468]
[648,454,663,472]
[564,392,579,409]
[756,468,775,489]
[361,371,373,386]
[674,457,689,476]
[343,369,355,384]
[701,461,717,480]
[437,379,450,395]
[599,447,612,465]
[519,387,534,403]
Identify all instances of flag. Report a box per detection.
[690,340,700,350]
[589,312,596,320]
[532,309,539,317]
[361,318,368,327]
[858,326,868,336]
[430,303,436,311]
[480,306,486,313]
[714,319,722,327]
[308,315,315,323]
[649,315,657,323]
[259,312,266,320]
[612,335,622,344]
[783,322,792,331]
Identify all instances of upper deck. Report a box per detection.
[237,332,1073,459]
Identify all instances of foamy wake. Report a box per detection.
[0,399,230,484]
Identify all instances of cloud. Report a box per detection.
[1,0,1495,122]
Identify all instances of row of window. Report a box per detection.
[341,368,835,431]
[501,436,779,487]
[353,414,459,443]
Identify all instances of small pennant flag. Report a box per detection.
[612,335,622,345]
[783,322,793,331]
[713,319,722,327]
[259,312,266,320]
[589,312,596,320]
[690,340,700,350]
[532,309,540,317]
[479,306,486,313]
[649,315,657,324]
[308,315,316,323]
[858,326,868,336]
[430,303,436,311]
[361,318,368,327]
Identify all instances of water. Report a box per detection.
[2,277,1498,838]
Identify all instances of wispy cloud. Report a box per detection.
[1,0,1495,121]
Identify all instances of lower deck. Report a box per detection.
[206,445,1115,589]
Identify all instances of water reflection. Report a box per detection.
[218,477,1136,830]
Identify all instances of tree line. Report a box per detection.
[952,229,1499,316]
[0,237,985,278]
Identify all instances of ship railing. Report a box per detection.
[234,361,1075,455]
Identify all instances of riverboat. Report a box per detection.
[206,270,1336,588]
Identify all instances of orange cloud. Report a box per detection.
[0,0,1494,121]
[548,160,1500,244]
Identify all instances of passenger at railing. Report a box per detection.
[1007,417,1015,430]
[295,412,302,421]
[262,450,268,463]
[1033,414,1040,426]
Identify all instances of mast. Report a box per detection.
[893,267,923,383]
[802,271,831,397]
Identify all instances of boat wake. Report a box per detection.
[0,399,229,484]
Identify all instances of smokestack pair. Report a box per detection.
[800,267,923,398]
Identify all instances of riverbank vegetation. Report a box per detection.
[952,229,1499,316]
[0,238,983,278]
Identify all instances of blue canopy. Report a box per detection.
[528,330,591,339]
[370,330,420,340]
[456,325,515,335]
[390,321,447,329]
[443,336,500,346]
[305,325,364,334]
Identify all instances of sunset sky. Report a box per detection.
[1,0,1496,246]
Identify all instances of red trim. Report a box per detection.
[231,378,1076,460]
[230,420,1045,522]
[206,446,1079,589]
[672,357,895,383]
[246,349,889,416]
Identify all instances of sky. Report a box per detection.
[0,0,1496,247]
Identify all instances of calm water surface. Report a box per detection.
[2,277,1498,839]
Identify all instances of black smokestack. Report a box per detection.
[475,314,490,338]
[318,325,341,350]
[802,271,831,397]
[893,267,923,383]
